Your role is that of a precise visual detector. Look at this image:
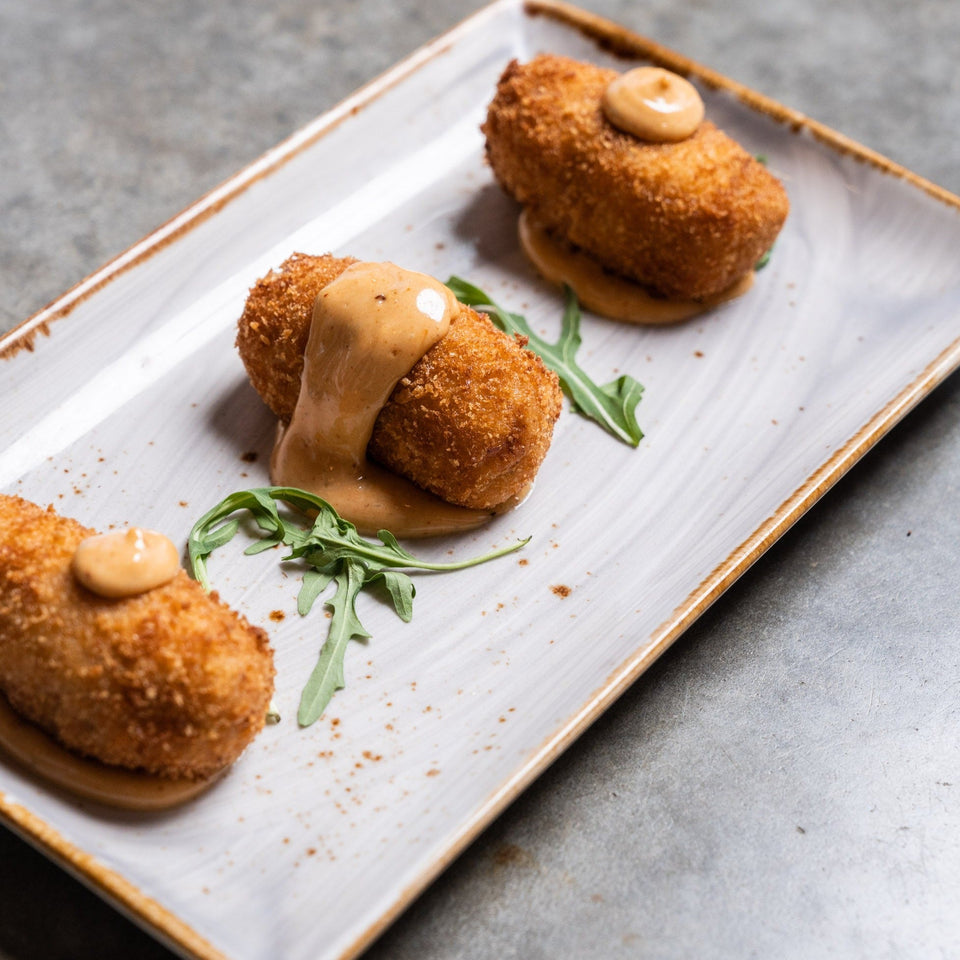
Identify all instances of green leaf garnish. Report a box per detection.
[753,155,776,270]
[188,486,528,726]
[298,558,371,726]
[447,277,643,446]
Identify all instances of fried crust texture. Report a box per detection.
[482,55,789,300]
[0,495,275,780]
[236,254,562,510]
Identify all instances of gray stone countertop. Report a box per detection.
[1,1,958,958]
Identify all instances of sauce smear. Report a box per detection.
[271,261,492,536]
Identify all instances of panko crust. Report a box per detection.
[0,495,275,780]
[235,252,358,421]
[236,254,562,510]
[369,307,562,509]
[482,55,789,300]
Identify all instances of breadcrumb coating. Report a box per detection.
[235,252,358,424]
[0,495,275,780]
[236,254,562,510]
[482,55,789,300]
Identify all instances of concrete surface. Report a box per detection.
[1,1,959,958]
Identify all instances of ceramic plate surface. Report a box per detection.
[3,1,960,958]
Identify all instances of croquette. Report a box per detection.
[482,55,789,301]
[236,253,563,511]
[0,494,275,781]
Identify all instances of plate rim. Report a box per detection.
[3,1,960,958]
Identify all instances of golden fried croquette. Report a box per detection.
[0,494,275,781]
[482,55,789,300]
[236,252,358,424]
[366,305,560,509]
[236,253,562,511]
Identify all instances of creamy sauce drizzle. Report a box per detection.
[271,261,493,537]
[519,210,753,325]
[0,693,219,810]
[602,66,704,142]
[71,528,180,599]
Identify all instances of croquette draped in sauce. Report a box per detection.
[482,55,789,302]
[270,261,499,536]
[236,253,563,516]
[0,494,275,782]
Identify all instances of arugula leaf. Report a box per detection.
[188,487,528,726]
[368,569,416,622]
[298,559,371,726]
[188,489,285,591]
[755,245,774,271]
[753,155,775,270]
[298,568,332,616]
[447,277,644,446]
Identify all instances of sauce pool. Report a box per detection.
[0,693,219,810]
[518,210,753,325]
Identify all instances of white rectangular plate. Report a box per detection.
[3,1,960,958]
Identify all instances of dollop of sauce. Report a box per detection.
[602,66,704,142]
[71,528,180,599]
[0,693,219,810]
[271,261,493,537]
[519,209,753,325]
